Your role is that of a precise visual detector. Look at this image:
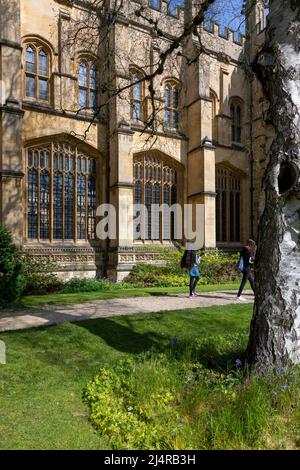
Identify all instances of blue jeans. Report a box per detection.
[238,267,254,297]
[190,276,199,296]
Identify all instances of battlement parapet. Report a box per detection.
[132,0,185,23]
[202,21,245,46]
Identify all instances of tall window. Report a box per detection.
[134,154,179,241]
[131,71,144,121]
[216,166,241,243]
[230,101,243,144]
[164,82,179,129]
[27,143,97,242]
[79,60,98,110]
[24,43,50,101]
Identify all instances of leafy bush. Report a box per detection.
[61,278,111,293]
[125,247,240,287]
[22,253,59,274]
[24,272,64,295]
[22,253,63,295]
[61,278,141,294]
[0,225,26,307]
[61,277,142,293]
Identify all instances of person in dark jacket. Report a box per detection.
[236,239,255,302]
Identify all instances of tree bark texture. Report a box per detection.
[247,0,300,372]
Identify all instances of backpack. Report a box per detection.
[180,251,189,269]
[235,256,244,273]
[181,251,195,269]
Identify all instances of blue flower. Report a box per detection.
[272,391,278,398]
[281,384,287,392]
[235,359,242,367]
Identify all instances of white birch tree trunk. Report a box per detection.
[247,0,300,372]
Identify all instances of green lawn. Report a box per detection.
[0,303,252,450]
[2,300,298,450]
[14,282,240,309]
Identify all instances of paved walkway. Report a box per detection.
[0,291,254,333]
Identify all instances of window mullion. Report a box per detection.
[62,169,65,242]
[36,48,39,99]
[37,165,40,242]
[170,88,173,128]
[85,164,88,241]
[86,63,89,109]
[142,157,145,241]
[74,148,78,242]
[50,143,53,242]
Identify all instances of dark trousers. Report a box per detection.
[190,276,199,296]
[238,267,254,297]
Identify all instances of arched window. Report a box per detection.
[78,60,98,110]
[24,43,50,101]
[230,100,243,144]
[27,142,97,242]
[164,81,179,129]
[216,166,241,243]
[133,154,179,242]
[131,70,145,121]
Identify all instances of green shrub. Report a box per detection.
[25,272,63,295]
[61,278,111,293]
[125,248,240,287]
[0,225,26,307]
[22,253,59,274]
[22,253,63,295]
[61,277,142,293]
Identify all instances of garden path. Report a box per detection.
[0,290,254,333]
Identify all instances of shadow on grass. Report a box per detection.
[77,317,165,355]
[76,315,247,372]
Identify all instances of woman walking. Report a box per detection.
[184,246,201,298]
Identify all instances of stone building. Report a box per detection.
[0,0,267,280]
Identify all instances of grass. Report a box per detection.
[1,301,299,450]
[12,282,240,309]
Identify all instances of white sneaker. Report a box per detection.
[236,296,246,302]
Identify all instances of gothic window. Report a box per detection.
[164,81,179,129]
[79,60,98,110]
[27,143,97,242]
[216,166,241,243]
[133,154,179,242]
[131,71,145,121]
[24,43,50,101]
[230,100,243,144]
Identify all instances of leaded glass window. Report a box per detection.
[131,71,144,121]
[27,143,97,242]
[216,166,241,243]
[24,43,50,101]
[231,102,243,143]
[78,60,98,110]
[133,154,179,242]
[164,82,179,129]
